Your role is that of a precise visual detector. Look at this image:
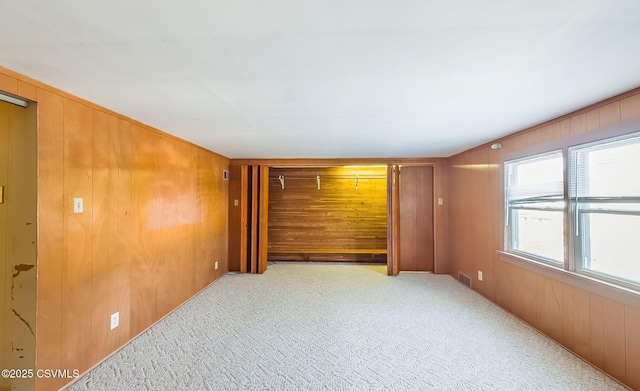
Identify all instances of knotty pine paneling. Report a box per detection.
[446,89,640,389]
[0,67,230,391]
[268,167,387,258]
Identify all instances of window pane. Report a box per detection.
[507,151,564,201]
[573,135,640,198]
[513,209,564,262]
[582,213,640,285]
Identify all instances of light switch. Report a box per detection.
[73,198,83,213]
[110,312,119,330]
[437,198,443,205]
[234,199,239,206]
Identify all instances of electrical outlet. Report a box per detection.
[478,270,483,281]
[214,261,219,270]
[110,312,119,330]
[73,198,83,213]
[437,198,443,205]
[234,199,239,206]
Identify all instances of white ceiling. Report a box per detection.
[1,1,640,158]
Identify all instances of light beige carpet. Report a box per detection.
[65,263,626,390]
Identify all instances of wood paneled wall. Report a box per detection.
[0,66,229,391]
[446,89,640,389]
[268,167,387,259]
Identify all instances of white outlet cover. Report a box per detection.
[437,198,443,205]
[214,261,219,270]
[110,312,119,330]
[478,271,483,281]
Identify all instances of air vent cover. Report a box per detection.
[458,271,472,288]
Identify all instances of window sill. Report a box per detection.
[498,250,640,310]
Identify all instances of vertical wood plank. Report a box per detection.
[598,102,621,127]
[586,109,600,132]
[570,113,587,135]
[16,81,37,101]
[62,99,93,374]
[0,74,17,95]
[34,89,66,391]
[211,154,229,280]
[169,141,196,309]
[433,160,449,275]
[250,166,259,273]
[625,306,640,390]
[573,287,591,361]
[90,110,110,365]
[116,120,131,347]
[196,149,215,289]
[129,124,155,336]
[561,283,574,351]
[620,93,640,122]
[534,273,546,330]
[559,119,571,138]
[258,166,269,274]
[387,165,401,275]
[106,115,120,353]
[602,298,626,384]
[542,277,564,343]
[590,293,605,369]
[239,166,248,273]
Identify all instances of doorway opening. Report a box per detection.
[228,163,437,276]
[0,95,37,391]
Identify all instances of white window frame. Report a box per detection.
[500,120,640,306]
[504,150,565,266]
[568,133,640,291]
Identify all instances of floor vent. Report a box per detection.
[458,271,472,288]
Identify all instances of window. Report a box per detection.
[505,151,565,264]
[570,134,640,288]
[504,131,640,292]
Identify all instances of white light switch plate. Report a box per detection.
[73,198,83,213]
[110,312,119,330]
